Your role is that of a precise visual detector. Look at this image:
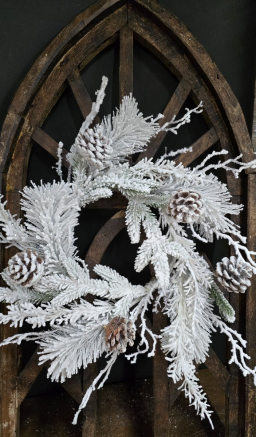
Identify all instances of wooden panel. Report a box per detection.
[245,174,256,437]
[227,195,243,437]
[205,348,230,395]
[0,1,254,435]
[128,5,241,196]
[0,0,123,173]
[6,6,127,194]
[17,348,44,406]
[0,191,22,436]
[136,78,191,163]
[133,0,254,164]
[119,26,133,102]
[252,82,256,151]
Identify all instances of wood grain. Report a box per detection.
[119,26,133,102]
[245,175,256,437]
[68,68,101,124]
[136,78,191,163]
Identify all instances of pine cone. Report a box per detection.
[216,256,253,293]
[168,190,203,223]
[7,249,44,287]
[104,316,135,353]
[76,126,113,170]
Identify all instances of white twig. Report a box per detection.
[72,353,117,425]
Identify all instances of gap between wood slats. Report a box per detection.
[136,78,191,163]
[17,347,83,406]
[175,127,219,167]
[68,68,100,124]
[31,127,69,168]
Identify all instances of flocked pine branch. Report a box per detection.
[0,76,256,430]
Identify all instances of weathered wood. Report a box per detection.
[31,126,69,168]
[227,196,243,437]
[252,82,256,151]
[5,6,127,194]
[133,0,254,165]
[0,0,123,173]
[62,373,83,405]
[68,68,101,124]
[119,26,133,102]
[205,348,230,395]
[128,5,241,195]
[175,127,219,167]
[0,1,254,435]
[0,191,22,436]
[17,348,44,406]
[245,174,256,437]
[136,78,191,163]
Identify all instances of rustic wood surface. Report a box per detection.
[19,372,225,437]
[0,0,255,436]
[252,82,256,151]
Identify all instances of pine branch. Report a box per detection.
[210,284,235,323]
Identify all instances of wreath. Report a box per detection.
[0,77,256,427]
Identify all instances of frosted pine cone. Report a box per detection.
[216,256,253,293]
[168,190,203,223]
[7,249,44,287]
[76,126,113,170]
[104,316,136,353]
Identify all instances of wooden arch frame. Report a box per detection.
[1,0,256,435]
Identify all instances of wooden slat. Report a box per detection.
[129,6,241,195]
[62,373,83,404]
[17,348,44,406]
[133,0,254,165]
[175,127,219,167]
[0,0,122,174]
[68,68,100,124]
[85,210,126,277]
[227,196,243,436]
[6,6,127,195]
[205,348,230,395]
[252,82,256,151]
[245,175,256,436]
[31,126,69,168]
[136,78,191,163]
[0,191,21,436]
[119,26,133,102]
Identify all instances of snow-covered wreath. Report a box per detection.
[0,76,256,427]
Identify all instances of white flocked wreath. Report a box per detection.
[0,76,256,427]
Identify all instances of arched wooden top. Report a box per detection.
[0,0,254,182]
[0,2,254,435]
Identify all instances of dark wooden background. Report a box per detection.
[0,1,256,435]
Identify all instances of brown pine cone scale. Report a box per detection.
[104,316,135,353]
